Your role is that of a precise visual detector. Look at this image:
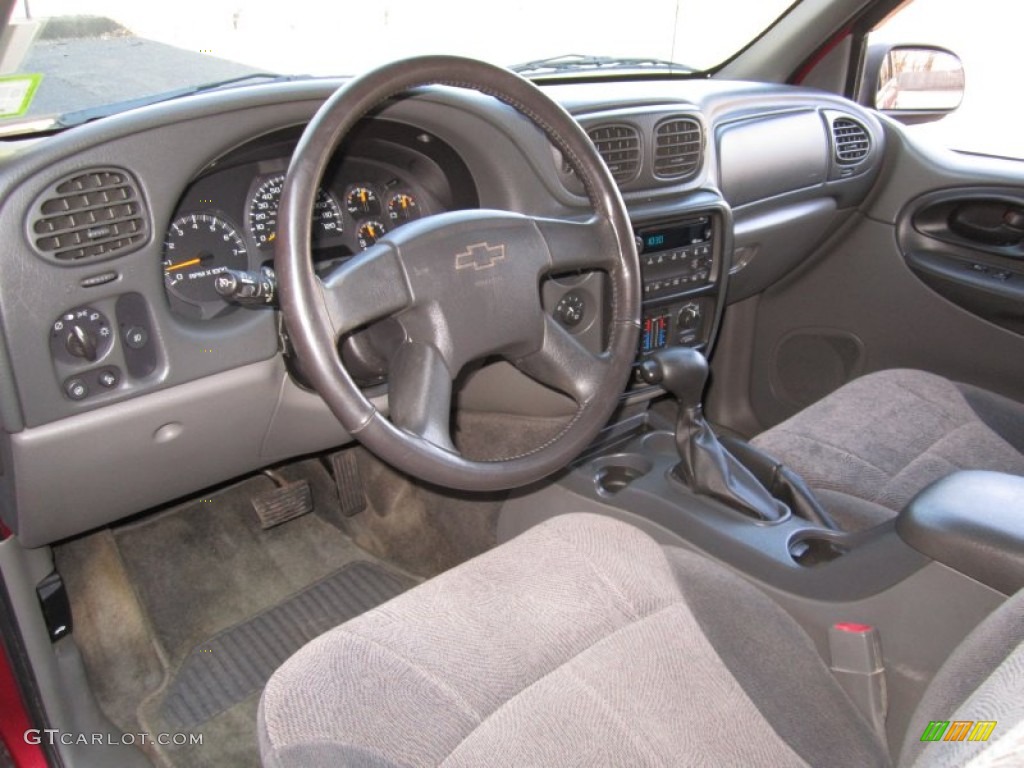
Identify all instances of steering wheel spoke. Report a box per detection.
[319,245,412,338]
[512,315,611,405]
[534,215,623,274]
[388,341,456,452]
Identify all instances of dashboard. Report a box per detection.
[0,76,885,547]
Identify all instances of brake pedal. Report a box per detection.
[253,469,313,529]
[326,449,367,518]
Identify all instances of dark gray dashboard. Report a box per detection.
[0,76,885,546]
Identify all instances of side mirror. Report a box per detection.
[859,44,964,125]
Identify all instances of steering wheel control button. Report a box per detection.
[555,292,586,327]
[50,306,113,365]
[124,325,148,349]
[98,368,120,389]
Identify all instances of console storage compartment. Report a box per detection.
[896,471,1024,595]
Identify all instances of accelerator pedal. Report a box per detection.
[325,449,367,518]
[253,469,313,529]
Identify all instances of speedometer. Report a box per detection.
[248,174,342,249]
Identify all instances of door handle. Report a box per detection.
[949,201,1024,249]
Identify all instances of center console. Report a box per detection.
[629,203,731,392]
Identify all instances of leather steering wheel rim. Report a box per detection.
[276,55,640,492]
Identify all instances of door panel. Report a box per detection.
[728,130,1024,431]
[900,188,1024,335]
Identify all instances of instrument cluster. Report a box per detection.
[162,156,440,320]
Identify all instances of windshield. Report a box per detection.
[1,0,795,135]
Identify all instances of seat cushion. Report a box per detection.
[259,513,887,767]
[751,369,1024,531]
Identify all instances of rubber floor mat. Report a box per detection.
[159,560,413,729]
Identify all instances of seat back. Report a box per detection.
[899,588,1023,766]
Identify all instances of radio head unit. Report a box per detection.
[636,215,714,300]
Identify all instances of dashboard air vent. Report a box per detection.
[587,124,641,185]
[653,117,702,179]
[831,118,871,164]
[30,168,149,262]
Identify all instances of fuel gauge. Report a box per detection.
[357,220,387,249]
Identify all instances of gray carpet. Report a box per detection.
[160,561,412,729]
[57,459,421,767]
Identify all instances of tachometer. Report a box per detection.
[163,213,248,314]
[248,174,342,249]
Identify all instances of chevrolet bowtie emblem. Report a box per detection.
[455,242,507,271]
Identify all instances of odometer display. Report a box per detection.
[248,174,342,249]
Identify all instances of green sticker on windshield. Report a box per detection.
[0,74,42,119]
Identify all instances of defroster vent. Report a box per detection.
[831,118,871,164]
[587,124,641,185]
[654,117,702,179]
[30,168,149,262]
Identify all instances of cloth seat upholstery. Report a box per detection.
[259,513,1023,767]
[751,369,1024,531]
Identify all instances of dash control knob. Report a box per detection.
[554,292,585,327]
[51,306,113,365]
[678,303,702,330]
[65,323,99,362]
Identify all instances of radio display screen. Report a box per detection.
[638,218,709,254]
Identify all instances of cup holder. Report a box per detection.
[594,454,653,496]
[640,431,677,455]
[789,534,848,566]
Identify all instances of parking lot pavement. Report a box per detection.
[21,35,262,120]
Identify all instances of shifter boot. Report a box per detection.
[675,403,789,521]
[640,347,788,522]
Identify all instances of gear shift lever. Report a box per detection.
[640,347,788,522]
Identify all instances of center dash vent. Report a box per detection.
[29,168,149,263]
[831,118,871,164]
[587,124,641,185]
[654,117,703,179]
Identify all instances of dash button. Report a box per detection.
[124,326,148,349]
[65,378,88,401]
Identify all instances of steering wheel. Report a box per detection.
[276,56,640,492]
